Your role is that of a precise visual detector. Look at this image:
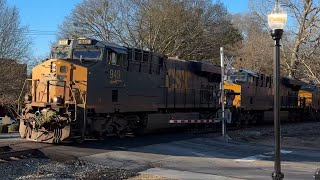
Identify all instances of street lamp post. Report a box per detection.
[268,1,287,180]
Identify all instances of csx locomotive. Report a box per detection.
[224,69,320,125]
[18,38,222,143]
[18,38,320,143]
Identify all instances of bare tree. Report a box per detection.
[0,59,27,117]
[0,0,31,114]
[131,0,242,60]
[232,13,274,75]
[59,0,242,61]
[59,0,120,41]
[0,0,31,60]
[249,0,320,79]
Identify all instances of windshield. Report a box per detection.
[51,51,69,59]
[73,49,102,60]
[228,73,248,83]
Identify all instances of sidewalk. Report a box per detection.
[134,168,244,180]
[0,132,22,142]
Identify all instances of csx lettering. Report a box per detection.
[110,69,121,79]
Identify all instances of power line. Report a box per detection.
[28,29,57,32]
[24,29,58,36]
[25,33,57,36]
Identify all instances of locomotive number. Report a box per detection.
[110,69,121,79]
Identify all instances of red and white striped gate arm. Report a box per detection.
[169,119,220,124]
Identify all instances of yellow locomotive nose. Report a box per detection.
[298,90,312,108]
[31,59,72,104]
[29,58,87,105]
[19,57,88,143]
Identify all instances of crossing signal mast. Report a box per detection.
[220,47,236,139]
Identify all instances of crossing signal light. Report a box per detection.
[226,90,240,106]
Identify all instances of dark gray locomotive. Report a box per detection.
[87,41,222,136]
[19,38,221,143]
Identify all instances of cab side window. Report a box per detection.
[121,54,128,67]
[109,52,118,65]
[108,51,128,67]
[249,76,254,84]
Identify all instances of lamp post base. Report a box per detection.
[272,172,284,180]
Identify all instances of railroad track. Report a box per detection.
[0,146,41,162]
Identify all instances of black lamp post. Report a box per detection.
[268,1,287,180]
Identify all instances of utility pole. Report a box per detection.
[220,47,226,137]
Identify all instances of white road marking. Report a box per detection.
[281,150,293,154]
[264,150,293,155]
[235,150,293,162]
[235,154,271,162]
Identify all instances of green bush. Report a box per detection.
[0,124,8,133]
[8,124,19,132]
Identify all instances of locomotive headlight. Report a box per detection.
[51,62,57,73]
[24,94,32,102]
[52,96,62,104]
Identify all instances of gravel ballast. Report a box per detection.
[227,121,320,149]
[1,158,137,180]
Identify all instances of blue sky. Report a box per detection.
[7,0,82,58]
[7,0,248,58]
[222,0,249,13]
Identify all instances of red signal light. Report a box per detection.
[230,95,235,100]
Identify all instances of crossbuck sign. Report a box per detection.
[224,56,235,76]
[220,47,235,138]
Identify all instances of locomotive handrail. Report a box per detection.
[66,80,87,123]
[71,80,87,139]
[71,80,87,105]
[68,83,77,121]
[35,79,67,103]
[17,79,33,113]
[18,78,70,109]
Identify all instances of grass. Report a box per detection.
[8,124,19,132]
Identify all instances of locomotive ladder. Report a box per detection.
[68,81,87,140]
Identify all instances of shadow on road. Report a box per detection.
[61,132,320,163]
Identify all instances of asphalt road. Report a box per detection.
[79,135,319,179]
[1,132,319,179]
